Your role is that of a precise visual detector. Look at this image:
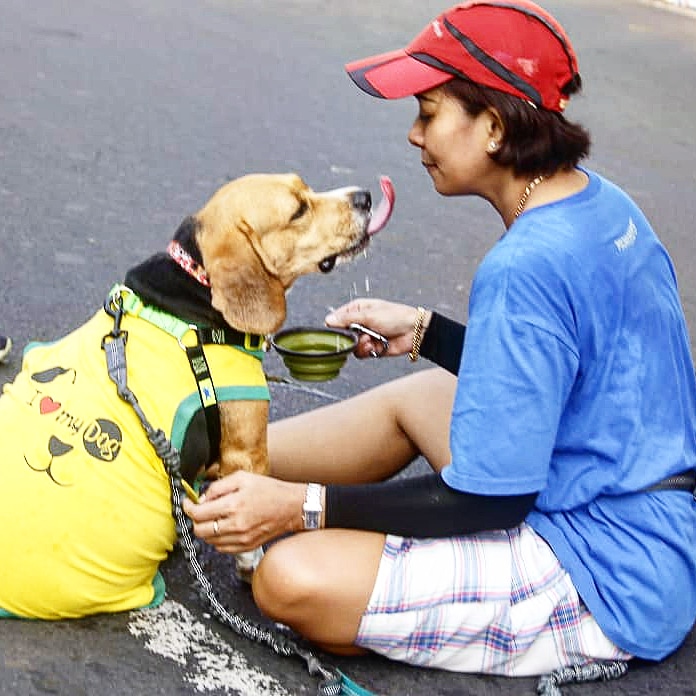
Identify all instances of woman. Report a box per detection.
[184,0,696,679]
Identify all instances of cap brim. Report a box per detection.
[345,49,452,99]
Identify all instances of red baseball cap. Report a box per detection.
[345,0,579,112]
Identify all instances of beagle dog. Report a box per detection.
[0,173,394,619]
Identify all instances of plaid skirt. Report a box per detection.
[356,523,631,676]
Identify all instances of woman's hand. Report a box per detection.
[326,298,431,359]
[182,471,305,554]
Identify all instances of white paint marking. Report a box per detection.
[128,600,291,696]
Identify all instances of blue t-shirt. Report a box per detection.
[441,169,696,660]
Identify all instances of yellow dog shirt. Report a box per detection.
[0,307,268,619]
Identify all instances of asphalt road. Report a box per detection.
[1,0,696,694]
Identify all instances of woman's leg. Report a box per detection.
[268,367,456,484]
[253,528,385,654]
[257,526,632,673]
[257,368,456,654]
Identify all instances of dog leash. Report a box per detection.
[100,291,352,696]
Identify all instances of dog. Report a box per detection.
[0,172,394,619]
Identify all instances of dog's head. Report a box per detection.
[194,173,392,334]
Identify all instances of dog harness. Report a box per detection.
[0,293,269,619]
[111,285,267,468]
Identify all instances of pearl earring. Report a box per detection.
[488,141,499,152]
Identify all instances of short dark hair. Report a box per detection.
[443,77,591,177]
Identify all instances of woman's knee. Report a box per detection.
[253,530,384,647]
[252,537,321,622]
[392,367,456,470]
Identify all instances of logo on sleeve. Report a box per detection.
[614,218,637,252]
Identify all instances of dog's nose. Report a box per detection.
[351,190,372,212]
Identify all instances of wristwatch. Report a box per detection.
[302,483,323,530]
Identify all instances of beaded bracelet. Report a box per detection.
[408,306,427,362]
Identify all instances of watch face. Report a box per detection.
[303,510,320,529]
[303,483,323,529]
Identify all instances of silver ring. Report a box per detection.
[213,519,220,535]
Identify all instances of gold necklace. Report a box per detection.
[514,175,545,218]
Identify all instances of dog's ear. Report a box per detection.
[200,220,287,335]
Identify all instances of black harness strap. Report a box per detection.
[197,326,266,352]
[182,328,266,469]
[185,329,266,468]
[184,336,221,466]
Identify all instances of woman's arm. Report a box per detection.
[325,299,466,371]
[326,472,537,537]
[419,311,466,375]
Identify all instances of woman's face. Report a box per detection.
[408,87,495,197]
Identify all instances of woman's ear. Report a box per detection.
[485,107,505,153]
[198,220,287,335]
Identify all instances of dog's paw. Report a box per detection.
[235,547,264,584]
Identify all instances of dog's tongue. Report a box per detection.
[367,176,395,235]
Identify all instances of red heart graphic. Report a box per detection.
[40,396,61,414]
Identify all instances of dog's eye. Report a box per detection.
[290,200,309,222]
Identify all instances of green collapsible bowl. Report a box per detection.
[271,326,357,382]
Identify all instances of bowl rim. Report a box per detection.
[271,326,358,358]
